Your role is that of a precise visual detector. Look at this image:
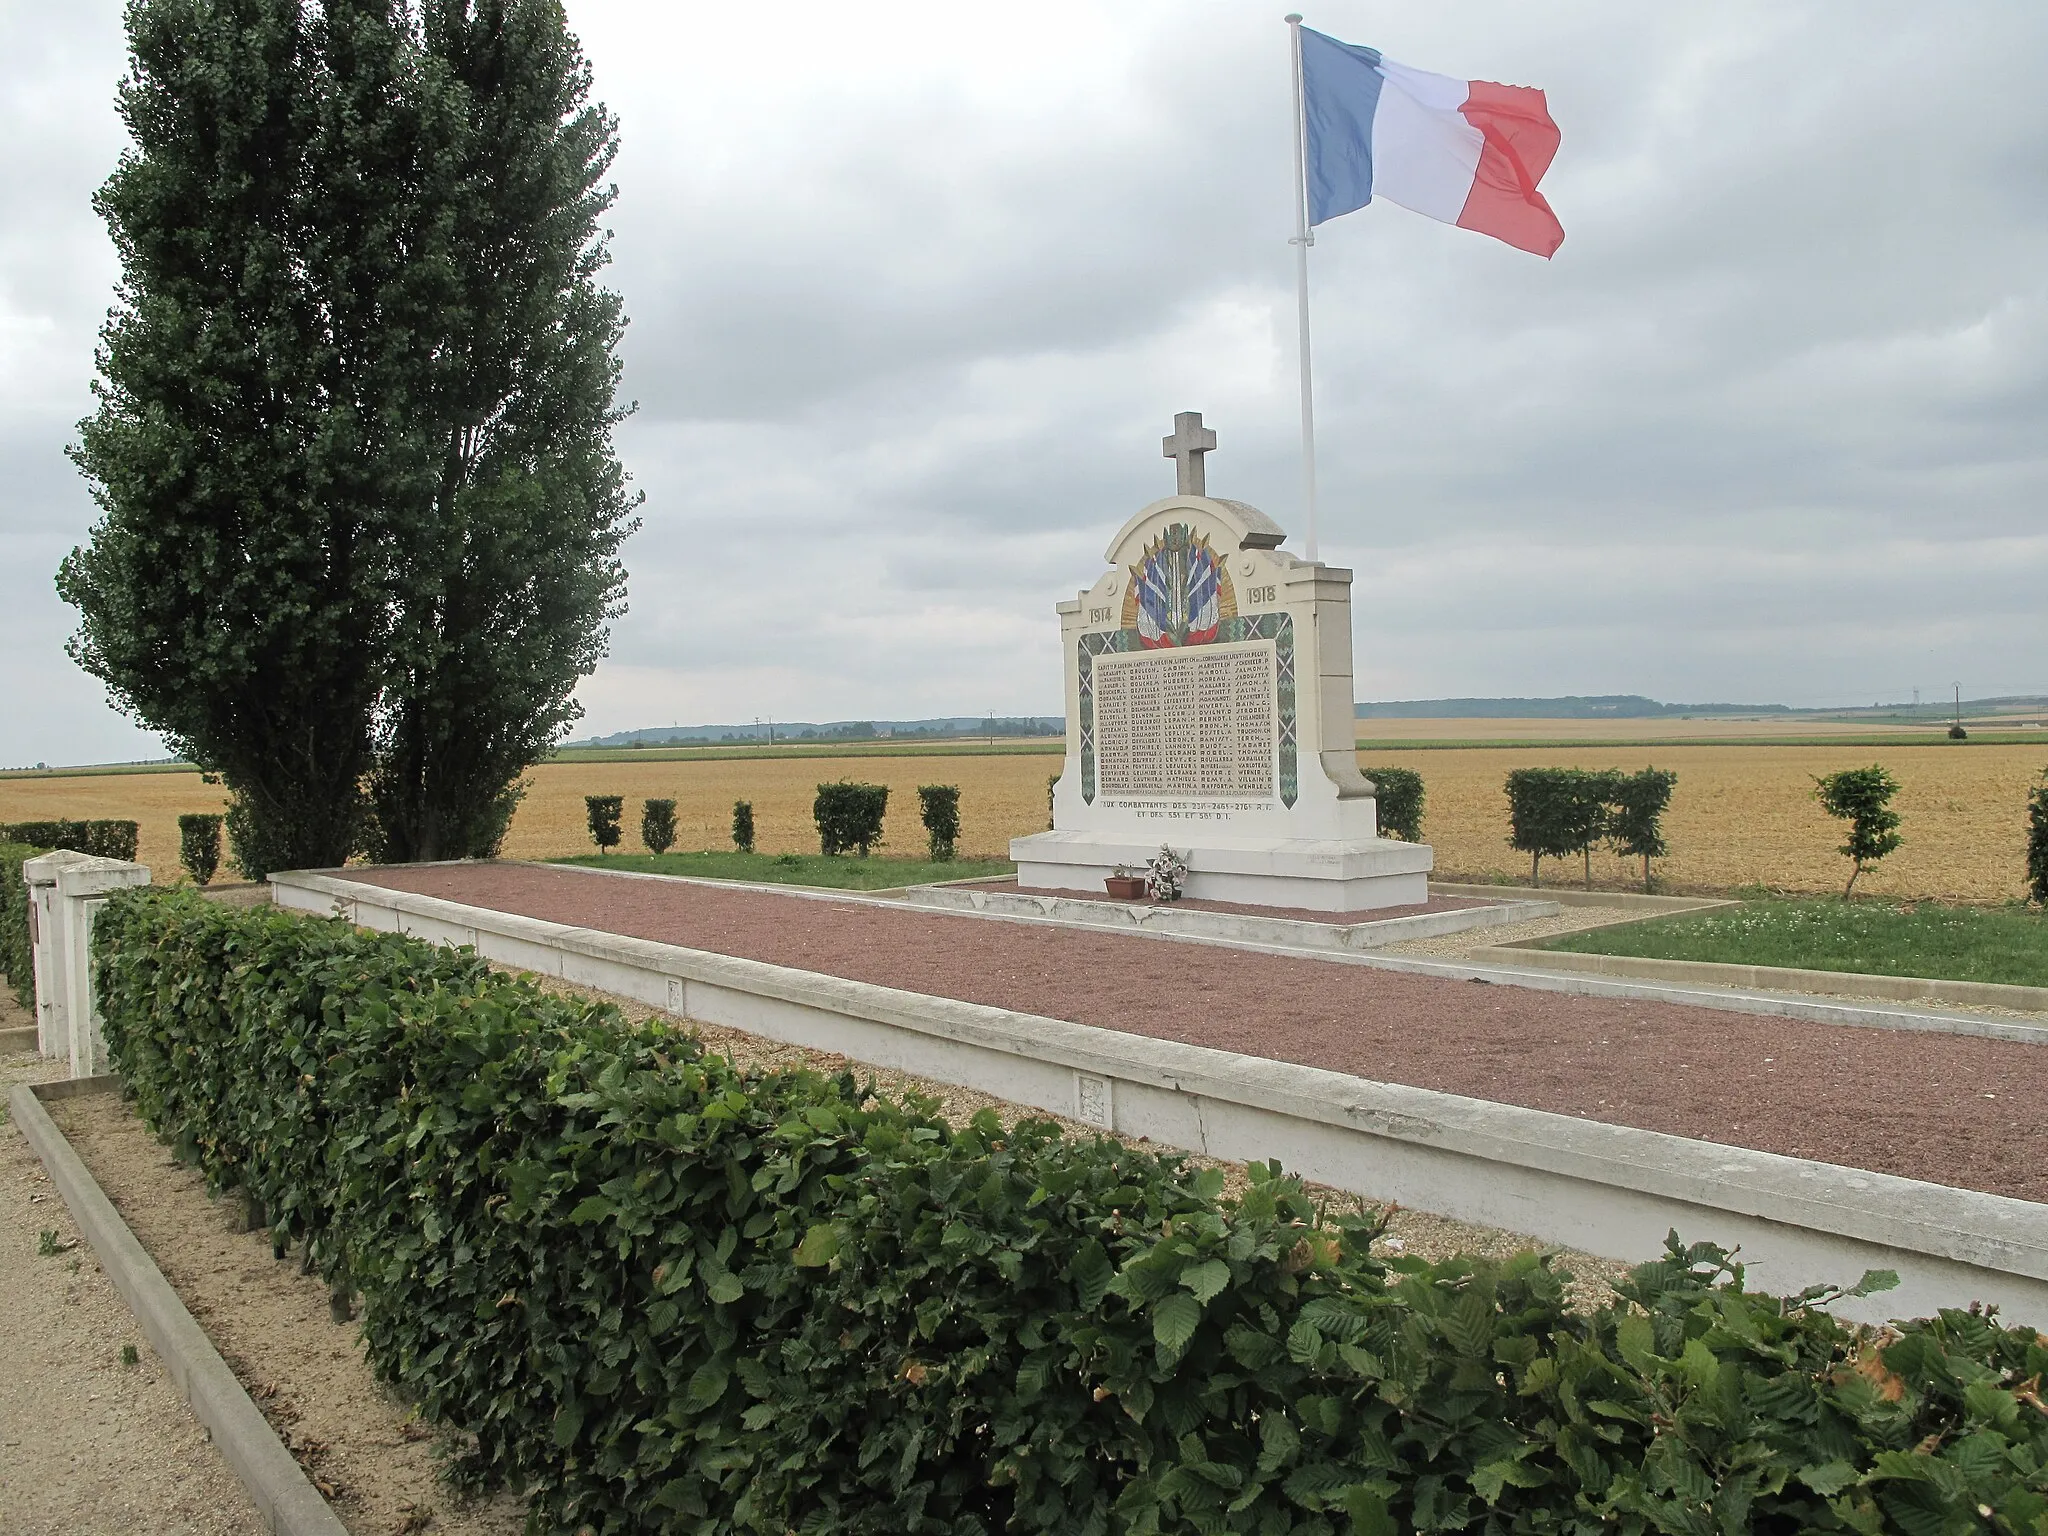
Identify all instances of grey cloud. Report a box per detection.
[4,1,2045,761]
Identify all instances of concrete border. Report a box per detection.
[9,1076,349,1536]
[1,1024,36,1054]
[898,881,1558,954]
[1430,881,1733,914]
[272,868,2048,1327]
[1467,941,2048,1017]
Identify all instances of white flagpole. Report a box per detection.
[1284,14,1319,562]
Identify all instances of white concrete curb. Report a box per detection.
[898,882,1558,953]
[1468,942,2048,1018]
[10,1077,349,1536]
[272,868,2048,1328]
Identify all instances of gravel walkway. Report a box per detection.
[348,862,2048,1202]
[0,1041,263,1535]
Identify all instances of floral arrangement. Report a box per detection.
[1145,844,1188,902]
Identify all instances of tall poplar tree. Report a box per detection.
[61,0,393,877]
[62,0,636,874]
[363,0,637,862]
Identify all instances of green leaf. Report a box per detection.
[1340,1484,1399,1536]
[1796,1460,1862,1496]
[793,1225,839,1268]
[568,1194,613,1225]
[1846,1268,1899,1297]
[1071,1240,1114,1310]
[685,1361,730,1409]
[1154,1292,1202,1354]
[1180,1259,1231,1305]
[1616,1311,1656,1372]
[706,1271,745,1305]
[1442,1291,1494,1358]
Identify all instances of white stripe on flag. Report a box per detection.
[1371,59,1484,226]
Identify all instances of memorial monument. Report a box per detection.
[1010,412,1432,912]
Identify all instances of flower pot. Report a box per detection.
[1104,875,1149,900]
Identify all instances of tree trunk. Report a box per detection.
[1642,852,1652,893]
[1583,846,1592,890]
[1844,860,1860,898]
[1530,851,1540,887]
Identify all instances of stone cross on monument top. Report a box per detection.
[1162,410,1218,496]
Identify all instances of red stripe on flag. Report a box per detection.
[1455,80,1565,258]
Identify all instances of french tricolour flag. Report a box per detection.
[1300,27,1564,258]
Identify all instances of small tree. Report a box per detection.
[2025,768,2048,906]
[1358,766,1424,843]
[918,785,961,862]
[585,795,623,855]
[814,782,888,857]
[1046,773,1059,830]
[1606,767,1678,892]
[177,813,223,886]
[731,800,755,854]
[1505,767,1610,888]
[641,799,676,855]
[1814,765,1901,897]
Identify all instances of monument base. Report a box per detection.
[1009,830,1433,914]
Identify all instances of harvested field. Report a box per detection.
[1366,743,2046,901]
[6,737,2045,901]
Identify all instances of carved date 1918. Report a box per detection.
[1244,584,1276,606]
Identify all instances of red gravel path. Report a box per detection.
[347,863,2048,1202]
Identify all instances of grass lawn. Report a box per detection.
[1538,896,2048,988]
[549,849,1015,891]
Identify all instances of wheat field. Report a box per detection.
[5,739,2044,901]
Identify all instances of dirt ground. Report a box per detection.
[0,1046,264,1536]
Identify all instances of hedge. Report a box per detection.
[0,841,41,1007]
[585,794,624,854]
[178,812,224,886]
[1505,769,1612,887]
[815,781,887,857]
[0,819,139,861]
[2028,768,2048,907]
[91,889,2048,1535]
[1358,767,1424,843]
[641,798,678,856]
[917,784,961,861]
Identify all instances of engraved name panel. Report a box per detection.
[1093,641,1274,797]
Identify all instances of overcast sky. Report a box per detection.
[4,1,2045,765]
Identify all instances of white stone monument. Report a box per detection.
[1010,412,1432,912]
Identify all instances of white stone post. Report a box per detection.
[23,851,92,1059]
[52,856,151,1078]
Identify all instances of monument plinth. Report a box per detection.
[1010,412,1432,912]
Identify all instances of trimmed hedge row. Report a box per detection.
[1358,767,1425,843]
[815,780,888,856]
[0,818,139,861]
[95,889,2048,1535]
[0,841,41,1007]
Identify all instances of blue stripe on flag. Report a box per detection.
[1300,27,1384,226]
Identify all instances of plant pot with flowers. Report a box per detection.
[1104,866,1149,900]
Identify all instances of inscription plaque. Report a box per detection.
[1093,640,1274,797]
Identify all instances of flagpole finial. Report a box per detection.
[1284,13,1302,22]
